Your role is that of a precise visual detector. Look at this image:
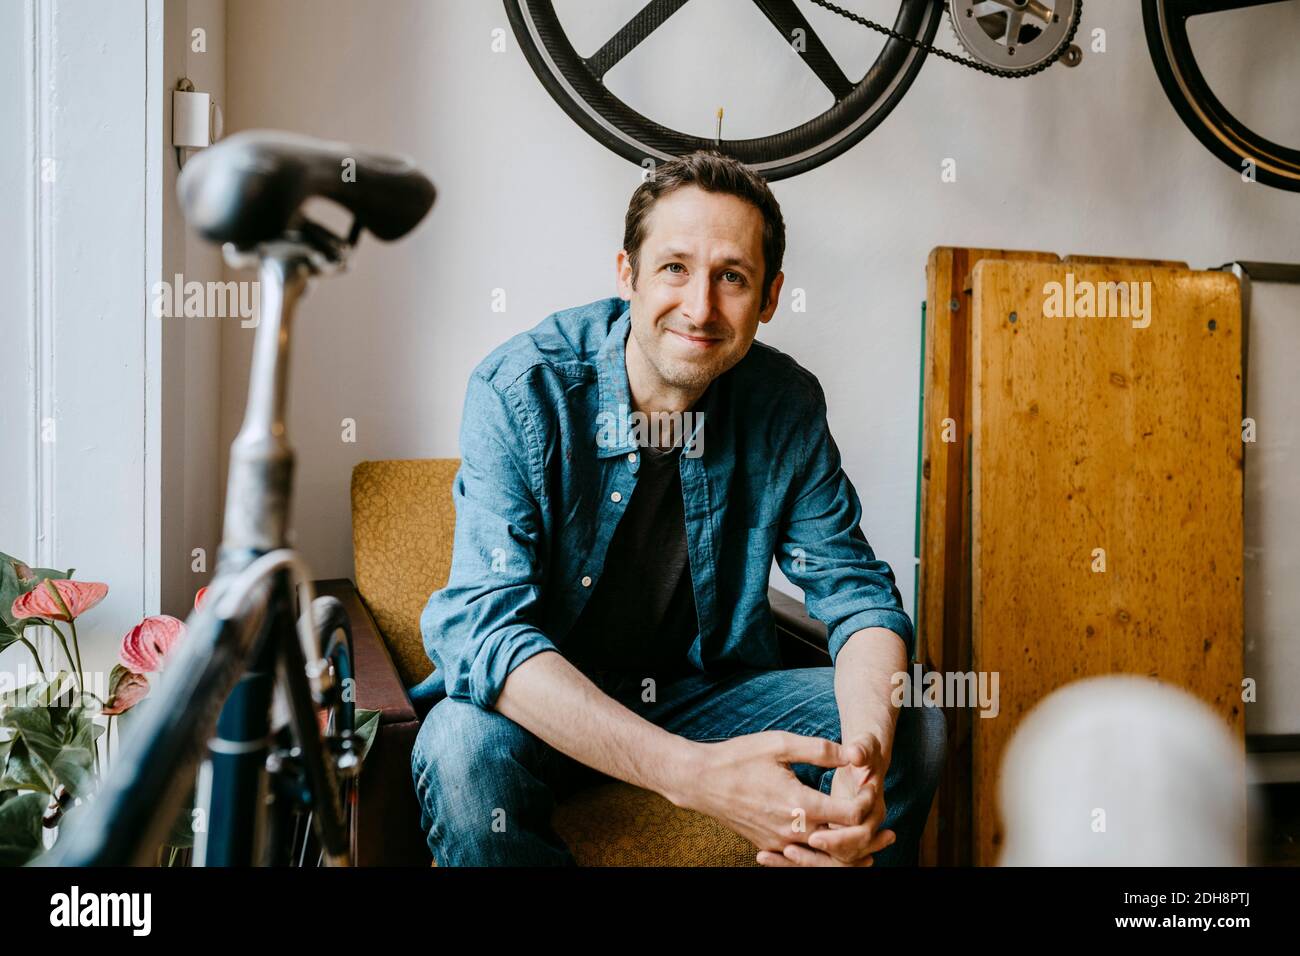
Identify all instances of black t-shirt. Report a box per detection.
[562,436,699,678]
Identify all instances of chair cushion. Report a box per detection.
[554,782,758,866]
[351,458,458,688]
[428,781,757,867]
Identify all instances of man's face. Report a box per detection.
[617,185,782,402]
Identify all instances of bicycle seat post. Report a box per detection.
[221,247,314,557]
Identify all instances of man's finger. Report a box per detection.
[792,784,875,829]
[810,824,896,861]
[757,849,796,867]
[772,731,858,770]
[784,841,873,867]
[841,736,877,767]
[838,740,868,767]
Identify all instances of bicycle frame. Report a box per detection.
[47,242,353,867]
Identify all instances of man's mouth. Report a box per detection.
[668,328,722,350]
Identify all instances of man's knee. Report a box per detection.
[410,697,537,841]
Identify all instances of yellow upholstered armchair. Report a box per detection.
[328,458,833,866]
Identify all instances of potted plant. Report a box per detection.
[0,552,376,866]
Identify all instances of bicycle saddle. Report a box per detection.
[177,129,435,248]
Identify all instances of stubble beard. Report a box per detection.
[634,322,741,395]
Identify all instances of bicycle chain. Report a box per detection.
[806,0,1083,79]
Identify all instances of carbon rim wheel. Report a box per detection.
[1143,0,1300,191]
[505,0,945,180]
[292,597,356,866]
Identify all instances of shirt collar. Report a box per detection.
[594,303,636,458]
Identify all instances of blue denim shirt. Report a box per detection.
[410,296,912,709]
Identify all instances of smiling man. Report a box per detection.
[409,150,946,867]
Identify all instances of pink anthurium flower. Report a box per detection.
[194,586,209,611]
[119,615,186,674]
[11,579,108,622]
[102,669,151,715]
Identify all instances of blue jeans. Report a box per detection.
[410,664,947,866]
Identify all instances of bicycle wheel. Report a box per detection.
[1143,0,1300,191]
[505,0,945,180]
[276,595,357,866]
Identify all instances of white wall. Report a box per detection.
[221,0,1300,630]
[0,0,225,694]
[175,0,227,612]
[1,0,168,688]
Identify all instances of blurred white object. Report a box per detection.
[997,675,1247,866]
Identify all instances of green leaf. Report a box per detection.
[50,744,95,800]
[0,553,28,650]
[0,791,47,866]
[353,708,380,764]
[0,738,54,794]
[1,706,61,759]
[0,705,99,798]
[0,676,45,711]
[34,673,75,708]
[64,708,99,752]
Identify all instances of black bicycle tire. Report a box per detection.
[1142,0,1300,191]
[505,0,944,181]
[313,596,356,741]
[290,595,356,866]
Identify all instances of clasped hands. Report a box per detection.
[676,731,895,867]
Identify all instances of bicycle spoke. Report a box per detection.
[298,809,313,866]
[752,0,855,100]
[1166,0,1292,18]
[584,0,691,81]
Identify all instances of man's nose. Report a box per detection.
[680,272,717,327]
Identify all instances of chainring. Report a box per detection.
[949,0,1081,73]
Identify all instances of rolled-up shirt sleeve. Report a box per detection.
[420,369,558,709]
[774,381,915,664]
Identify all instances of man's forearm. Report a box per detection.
[492,650,697,805]
[835,627,909,764]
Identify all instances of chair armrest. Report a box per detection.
[768,586,831,667]
[314,579,433,866]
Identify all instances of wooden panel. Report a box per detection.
[1063,253,1189,269]
[969,260,1244,866]
[919,247,1056,866]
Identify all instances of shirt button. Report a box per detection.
[581,575,592,588]
[627,453,637,464]
[611,491,623,503]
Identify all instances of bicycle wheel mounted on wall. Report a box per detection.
[504,0,944,180]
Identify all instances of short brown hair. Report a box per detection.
[623,150,785,313]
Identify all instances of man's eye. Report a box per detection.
[665,262,685,274]
[723,271,744,284]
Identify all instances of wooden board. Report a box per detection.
[969,259,1244,866]
[920,248,1208,866]
[1063,253,1188,269]
[920,247,1057,866]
